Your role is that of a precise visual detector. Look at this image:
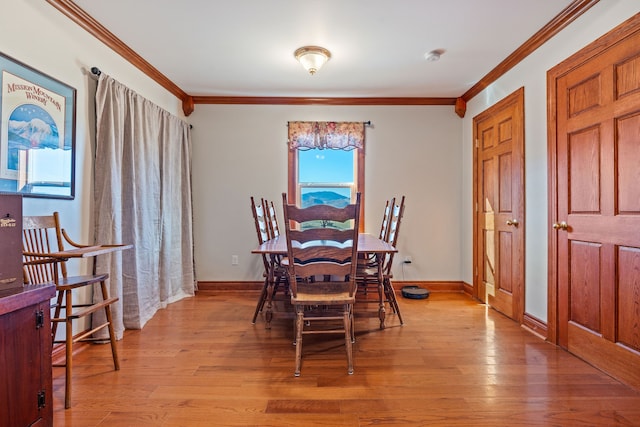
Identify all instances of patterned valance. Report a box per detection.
[288,121,365,150]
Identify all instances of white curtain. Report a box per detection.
[93,74,195,339]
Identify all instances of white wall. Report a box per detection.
[4,0,638,326]
[461,1,640,321]
[190,105,462,283]
[1,0,186,277]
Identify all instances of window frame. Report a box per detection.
[288,146,365,232]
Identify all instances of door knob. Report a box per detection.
[506,219,519,226]
[552,221,569,230]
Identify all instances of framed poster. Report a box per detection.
[0,52,76,199]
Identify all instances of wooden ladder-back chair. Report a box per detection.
[264,197,288,293]
[357,196,406,325]
[282,192,361,376]
[251,197,287,323]
[22,212,119,409]
[358,197,395,273]
[264,198,281,239]
[378,197,395,241]
[381,196,406,323]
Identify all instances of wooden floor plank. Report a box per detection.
[52,291,640,426]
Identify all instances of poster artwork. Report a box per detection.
[0,70,69,186]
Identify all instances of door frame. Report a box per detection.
[547,12,640,346]
[472,87,525,322]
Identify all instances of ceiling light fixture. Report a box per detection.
[294,46,331,75]
[424,49,444,62]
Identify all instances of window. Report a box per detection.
[299,149,354,207]
[287,121,365,230]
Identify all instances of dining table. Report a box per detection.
[252,233,397,329]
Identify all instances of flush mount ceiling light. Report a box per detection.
[425,49,445,62]
[294,46,331,75]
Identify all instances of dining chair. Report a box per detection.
[22,212,120,409]
[381,196,405,322]
[357,196,406,325]
[250,197,287,323]
[264,198,281,239]
[359,197,395,271]
[378,197,395,241]
[282,192,361,376]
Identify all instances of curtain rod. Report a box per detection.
[287,121,371,126]
[90,66,193,129]
[89,68,372,130]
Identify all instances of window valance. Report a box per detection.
[288,121,365,150]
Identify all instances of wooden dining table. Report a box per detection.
[252,233,397,329]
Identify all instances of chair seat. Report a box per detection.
[356,266,379,276]
[57,273,109,289]
[292,282,355,306]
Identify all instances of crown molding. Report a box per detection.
[461,0,600,103]
[47,0,600,117]
[190,96,457,106]
[45,0,193,115]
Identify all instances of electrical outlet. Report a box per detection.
[231,255,239,265]
[403,256,412,264]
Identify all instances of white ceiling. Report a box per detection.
[72,0,574,98]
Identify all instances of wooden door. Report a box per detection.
[473,88,525,323]
[548,15,640,389]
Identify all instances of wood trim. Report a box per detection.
[522,313,548,340]
[51,338,89,365]
[454,97,467,118]
[191,96,457,106]
[569,323,640,390]
[45,0,192,114]
[472,116,479,302]
[197,280,466,293]
[546,69,560,345]
[462,281,473,296]
[46,0,598,115]
[461,0,600,102]
[287,148,297,207]
[197,281,264,291]
[356,145,366,232]
[286,137,366,231]
[546,11,640,346]
[547,12,640,77]
[472,87,526,321]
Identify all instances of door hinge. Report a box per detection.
[475,138,479,148]
[37,390,46,409]
[35,309,44,329]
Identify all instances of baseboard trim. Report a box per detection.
[392,280,465,292]
[462,281,473,296]
[197,280,466,293]
[522,313,548,340]
[51,339,90,365]
[197,281,264,291]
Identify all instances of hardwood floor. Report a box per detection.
[52,291,640,426]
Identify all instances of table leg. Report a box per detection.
[265,257,276,329]
[377,254,386,329]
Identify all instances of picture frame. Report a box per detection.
[0,52,76,199]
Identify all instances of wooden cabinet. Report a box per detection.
[0,284,56,427]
